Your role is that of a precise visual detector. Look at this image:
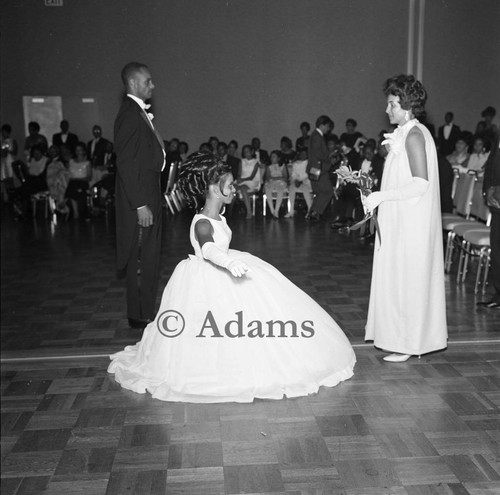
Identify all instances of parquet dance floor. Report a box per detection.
[1,206,499,494]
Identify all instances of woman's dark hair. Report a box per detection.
[346,118,357,127]
[383,74,427,118]
[1,124,12,133]
[280,136,293,149]
[481,106,496,118]
[300,121,310,131]
[177,152,231,210]
[270,150,281,162]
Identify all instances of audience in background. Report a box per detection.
[438,111,461,157]
[251,137,270,165]
[264,150,288,219]
[1,124,18,202]
[179,141,189,162]
[66,142,91,219]
[217,141,240,179]
[87,125,110,167]
[459,135,490,175]
[446,134,470,169]
[228,139,238,157]
[340,118,365,151]
[295,121,311,152]
[45,145,70,214]
[237,144,261,219]
[285,148,313,218]
[279,136,296,165]
[476,106,498,150]
[24,121,48,159]
[53,120,79,155]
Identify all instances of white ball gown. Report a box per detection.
[108,213,356,403]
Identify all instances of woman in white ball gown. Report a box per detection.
[109,152,355,402]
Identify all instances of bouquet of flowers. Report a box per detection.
[335,164,381,243]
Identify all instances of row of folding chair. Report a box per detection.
[164,161,185,214]
[442,170,491,293]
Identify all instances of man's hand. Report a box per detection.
[486,187,500,210]
[137,206,153,227]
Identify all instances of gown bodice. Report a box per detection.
[189,213,232,258]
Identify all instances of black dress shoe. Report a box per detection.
[306,211,320,222]
[477,301,500,309]
[128,317,151,329]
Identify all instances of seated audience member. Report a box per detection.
[228,139,239,157]
[476,106,498,150]
[87,125,110,167]
[1,124,18,202]
[208,136,219,155]
[66,142,91,219]
[295,121,311,152]
[217,141,240,178]
[438,111,461,157]
[236,144,261,219]
[340,118,365,150]
[45,145,70,214]
[53,120,79,156]
[285,149,313,218]
[26,145,49,192]
[179,141,189,162]
[199,142,212,154]
[251,137,270,165]
[460,135,490,175]
[279,136,296,164]
[24,121,48,159]
[446,134,470,170]
[325,119,339,143]
[264,150,288,219]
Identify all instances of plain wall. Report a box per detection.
[1,0,499,152]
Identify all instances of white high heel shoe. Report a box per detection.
[383,353,411,362]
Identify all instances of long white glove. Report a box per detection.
[363,177,429,213]
[201,242,249,277]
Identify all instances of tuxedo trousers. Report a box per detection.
[126,213,163,321]
[490,211,500,304]
[311,174,333,215]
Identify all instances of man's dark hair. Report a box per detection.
[315,115,332,128]
[121,62,149,87]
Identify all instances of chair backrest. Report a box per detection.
[469,177,491,224]
[166,161,179,193]
[453,172,475,217]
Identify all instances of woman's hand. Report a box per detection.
[227,260,249,277]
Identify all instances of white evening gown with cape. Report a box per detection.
[365,120,447,355]
[109,213,355,402]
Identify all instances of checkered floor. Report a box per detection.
[1,205,499,494]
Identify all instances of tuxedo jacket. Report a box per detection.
[114,97,165,270]
[306,129,329,175]
[226,155,241,178]
[53,132,79,154]
[438,124,461,157]
[87,137,111,167]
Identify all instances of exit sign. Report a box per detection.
[45,0,63,6]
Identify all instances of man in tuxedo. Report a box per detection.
[87,125,110,167]
[437,112,461,157]
[52,120,79,155]
[306,115,333,222]
[114,62,165,329]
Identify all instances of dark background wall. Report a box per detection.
[1,0,499,151]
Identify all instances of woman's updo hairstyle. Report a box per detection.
[177,151,231,210]
[383,74,427,118]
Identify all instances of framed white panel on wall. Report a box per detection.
[22,96,63,143]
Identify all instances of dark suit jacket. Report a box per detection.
[306,129,329,176]
[87,137,111,167]
[53,132,79,154]
[437,124,461,157]
[114,97,165,270]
